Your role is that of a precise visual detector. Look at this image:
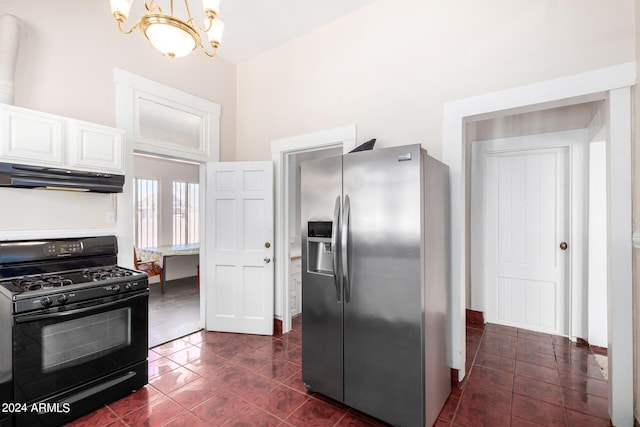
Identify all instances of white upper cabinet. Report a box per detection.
[67,121,124,173]
[0,104,124,173]
[0,106,64,165]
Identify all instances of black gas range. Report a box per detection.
[0,265,148,315]
[0,236,149,427]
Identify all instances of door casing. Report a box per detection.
[271,126,357,333]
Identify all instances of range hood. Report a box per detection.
[0,163,124,193]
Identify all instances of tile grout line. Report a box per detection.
[552,338,571,427]
[178,342,305,426]
[447,324,487,426]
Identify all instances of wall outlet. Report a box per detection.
[106,211,116,224]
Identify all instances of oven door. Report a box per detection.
[12,290,148,404]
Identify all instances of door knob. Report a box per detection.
[560,242,568,251]
[264,257,271,264]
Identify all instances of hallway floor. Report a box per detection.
[148,276,200,348]
[66,318,610,426]
[438,322,610,426]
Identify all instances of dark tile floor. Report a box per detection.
[438,322,611,427]
[67,318,611,426]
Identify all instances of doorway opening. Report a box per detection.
[443,63,634,425]
[114,68,221,348]
[133,154,201,347]
[272,126,357,333]
[469,100,607,342]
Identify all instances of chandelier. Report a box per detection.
[109,0,224,58]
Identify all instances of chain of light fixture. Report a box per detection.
[109,0,224,58]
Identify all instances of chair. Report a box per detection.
[134,248,164,293]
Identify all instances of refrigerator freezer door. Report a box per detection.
[301,154,344,402]
[343,145,425,427]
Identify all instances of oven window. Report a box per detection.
[41,308,132,373]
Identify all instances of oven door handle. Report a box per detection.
[14,292,148,324]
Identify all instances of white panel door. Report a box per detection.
[205,161,274,335]
[485,147,569,334]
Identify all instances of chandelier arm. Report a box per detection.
[146,0,163,14]
[199,39,219,57]
[183,0,193,20]
[117,19,142,35]
[189,15,214,33]
[202,48,218,58]
[183,0,215,32]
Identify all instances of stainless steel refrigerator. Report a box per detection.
[301,144,450,427]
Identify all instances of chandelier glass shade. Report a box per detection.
[109,0,224,58]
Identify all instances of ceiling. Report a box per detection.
[129,0,380,64]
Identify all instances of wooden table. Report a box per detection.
[138,244,199,292]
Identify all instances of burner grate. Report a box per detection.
[83,267,134,281]
[14,275,73,291]
[0,266,145,299]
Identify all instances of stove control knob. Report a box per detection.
[111,284,121,293]
[41,296,52,307]
[57,294,68,304]
[124,283,132,291]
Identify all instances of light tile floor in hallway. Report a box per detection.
[66,318,611,426]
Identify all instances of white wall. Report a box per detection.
[586,103,608,348]
[0,189,118,235]
[588,140,607,347]
[0,1,235,241]
[633,3,640,423]
[236,0,634,162]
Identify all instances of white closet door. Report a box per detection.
[485,147,569,334]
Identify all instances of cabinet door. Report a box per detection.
[68,121,124,173]
[289,258,302,316]
[0,107,64,165]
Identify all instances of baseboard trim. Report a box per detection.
[466,309,484,325]
[589,344,608,356]
[273,318,283,336]
[576,337,608,355]
[450,368,461,388]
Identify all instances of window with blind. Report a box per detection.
[134,178,158,248]
[172,181,199,245]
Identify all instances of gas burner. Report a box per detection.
[14,275,73,291]
[83,267,134,281]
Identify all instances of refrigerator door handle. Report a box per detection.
[342,194,351,303]
[331,195,342,302]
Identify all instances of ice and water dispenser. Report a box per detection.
[307,221,334,275]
